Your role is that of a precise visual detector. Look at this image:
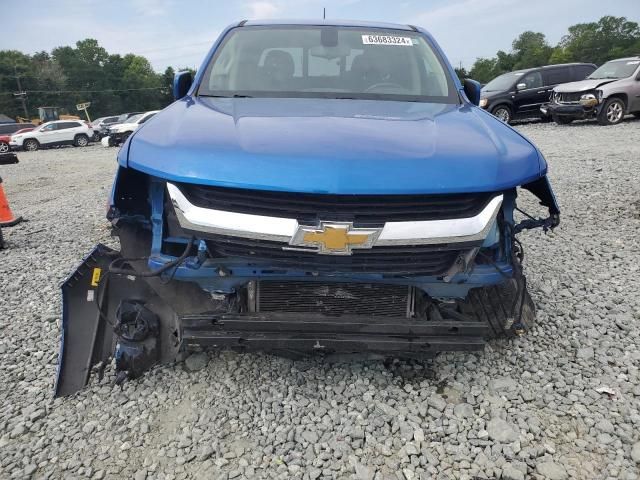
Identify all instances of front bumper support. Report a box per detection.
[182,313,487,352]
[540,102,598,119]
[56,244,494,396]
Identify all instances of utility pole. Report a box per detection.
[14,66,28,119]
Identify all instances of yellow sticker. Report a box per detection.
[91,268,102,287]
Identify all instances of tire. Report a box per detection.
[0,142,9,154]
[121,132,132,144]
[539,115,553,123]
[23,139,39,151]
[491,105,512,123]
[632,112,640,119]
[553,115,574,125]
[92,132,101,142]
[597,98,626,125]
[467,275,536,339]
[74,134,89,147]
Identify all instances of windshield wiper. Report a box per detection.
[200,94,254,98]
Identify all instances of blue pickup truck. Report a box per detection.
[56,20,560,396]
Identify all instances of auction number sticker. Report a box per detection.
[362,34,413,46]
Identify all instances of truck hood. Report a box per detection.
[126,97,543,195]
[554,78,617,93]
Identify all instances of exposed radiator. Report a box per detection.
[254,281,413,317]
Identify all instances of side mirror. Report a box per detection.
[463,79,481,106]
[173,71,193,100]
[516,83,527,91]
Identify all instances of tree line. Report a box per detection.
[0,39,181,121]
[456,16,640,84]
[1,15,639,121]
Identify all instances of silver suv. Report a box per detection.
[542,56,640,125]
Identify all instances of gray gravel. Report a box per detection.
[1,117,640,479]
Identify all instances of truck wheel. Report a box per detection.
[598,98,625,125]
[74,134,89,147]
[23,139,39,151]
[553,115,573,125]
[0,142,9,153]
[492,105,512,123]
[467,276,536,339]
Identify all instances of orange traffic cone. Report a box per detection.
[0,176,23,227]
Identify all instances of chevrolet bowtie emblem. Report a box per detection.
[289,222,381,255]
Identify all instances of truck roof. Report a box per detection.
[241,19,416,31]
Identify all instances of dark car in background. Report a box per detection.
[479,63,596,123]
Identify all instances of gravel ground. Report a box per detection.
[1,117,640,480]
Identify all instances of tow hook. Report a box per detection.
[113,300,159,385]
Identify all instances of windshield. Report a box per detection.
[482,71,525,92]
[588,60,639,79]
[198,26,456,103]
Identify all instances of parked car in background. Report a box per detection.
[102,110,159,146]
[0,127,34,153]
[91,116,121,141]
[117,112,144,123]
[542,56,640,125]
[10,120,94,151]
[479,63,596,123]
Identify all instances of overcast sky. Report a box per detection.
[3,0,639,72]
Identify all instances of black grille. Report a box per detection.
[206,234,466,276]
[258,281,410,317]
[557,92,582,103]
[177,183,495,225]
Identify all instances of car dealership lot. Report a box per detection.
[1,120,640,479]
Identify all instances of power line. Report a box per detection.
[0,86,167,96]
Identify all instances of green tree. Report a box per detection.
[511,31,552,69]
[161,66,176,104]
[495,50,515,72]
[0,50,34,119]
[558,16,640,64]
[548,46,572,65]
[469,58,499,84]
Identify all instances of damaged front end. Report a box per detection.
[55,168,559,397]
